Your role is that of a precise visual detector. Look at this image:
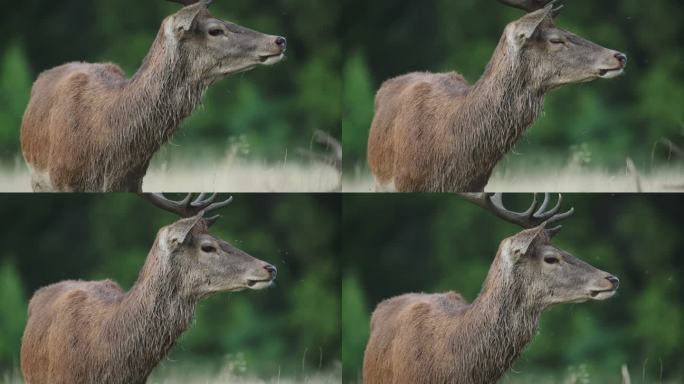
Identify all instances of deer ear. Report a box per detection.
[164,212,204,250]
[508,224,547,261]
[508,5,552,47]
[172,3,205,37]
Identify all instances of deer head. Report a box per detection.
[501,1,627,90]
[144,193,277,297]
[164,0,287,82]
[463,193,619,309]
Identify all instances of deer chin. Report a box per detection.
[589,288,617,300]
[246,278,274,290]
[257,52,285,65]
[598,67,624,79]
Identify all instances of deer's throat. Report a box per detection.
[108,261,198,380]
[472,61,543,145]
[102,35,208,183]
[447,50,545,185]
[459,278,542,382]
[123,53,205,149]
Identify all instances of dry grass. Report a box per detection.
[0,370,339,384]
[0,154,340,192]
[143,159,339,192]
[150,370,340,384]
[343,165,684,192]
[0,362,341,384]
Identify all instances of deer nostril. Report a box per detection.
[264,265,277,278]
[606,275,619,290]
[275,36,287,49]
[615,53,627,67]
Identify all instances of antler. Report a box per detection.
[140,193,232,226]
[496,0,563,15]
[165,0,212,6]
[459,193,574,237]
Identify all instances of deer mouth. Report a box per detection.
[598,67,624,79]
[246,278,274,290]
[258,52,285,65]
[589,288,616,300]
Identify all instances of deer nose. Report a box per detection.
[275,36,287,50]
[615,53,627,67]
[606,275,619,290]
[264,264,277,279]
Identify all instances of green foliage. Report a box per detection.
[341,272,369,381]
[0,43,31,159]
[0,194,340,378]
[341,0,684,169]
[0,261,26,369]
[342,53,374,170]
[341,194,684,382]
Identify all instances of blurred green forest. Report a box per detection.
[342,194,684,382]
[0,194,340,380]
[0,0,340,162]
[342,0,684,172]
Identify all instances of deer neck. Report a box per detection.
[453,262,543,383]
[107,244,198,380]
[108,27,208,169]
[455,41,545,177]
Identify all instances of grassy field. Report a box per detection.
[342,364,679,384]
[0,361,341,384]
[0,153,341,192]
[343,164,684,192]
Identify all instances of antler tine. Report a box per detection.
[203,204,233,226]
[165,0,196,5]
[164,0,212,6]
[496,0,561,13]
[140,193,232,226]
[532,193,574,224]
[490,192,542,221]
[550,0,564,18]
[191,193,213,207]
[141,193,193,216]
[534,193,551,217]
[459,193,574,237]
[189,193,234,222]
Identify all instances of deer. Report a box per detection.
[21,0,286,192]
[367,0,628,192]
[20,194,277,384]
[363,193,619,384]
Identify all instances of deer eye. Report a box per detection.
[208,29,224,37]
[549,38,565,44]
[544,256,559,264]
[201,244,217,253]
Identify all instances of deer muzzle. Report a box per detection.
[598,51,627,79]
[588,274,619,300]
[246,263,277,290]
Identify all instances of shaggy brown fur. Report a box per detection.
[363,226,619,384]
[21,215,276,384]
[367,5,626,192]
[21,3,285,192]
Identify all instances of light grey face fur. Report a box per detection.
[168,3,286,84]
[160,215,276,298]
[500,226,618,309]
[505,7,626,91]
